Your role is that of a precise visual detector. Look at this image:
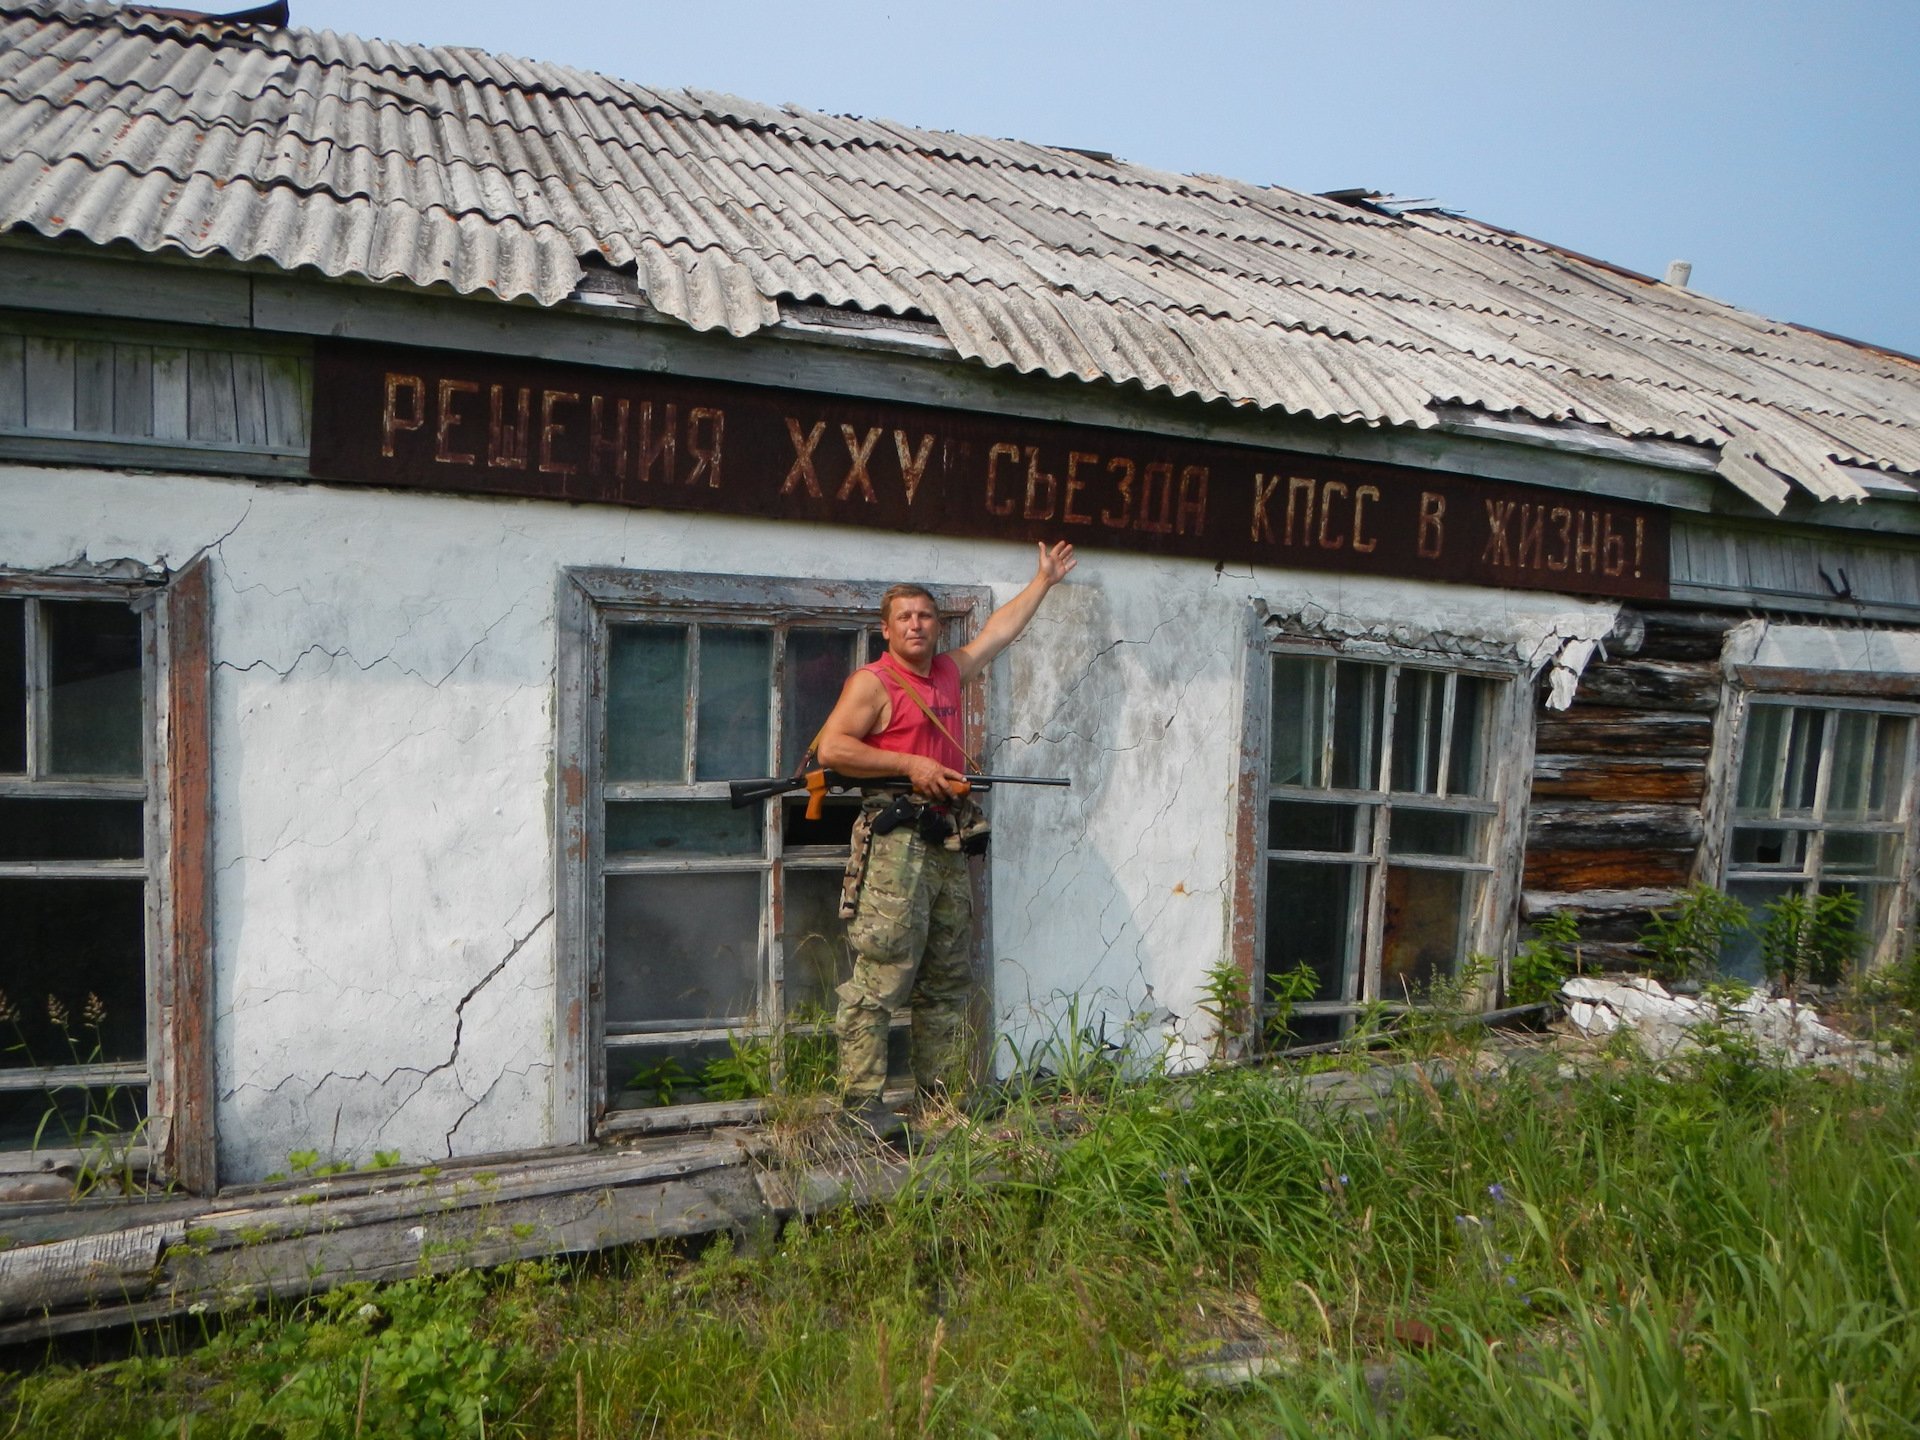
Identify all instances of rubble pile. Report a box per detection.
[1560,976,1897,1072]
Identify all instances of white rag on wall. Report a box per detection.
[1544,637,1598,711]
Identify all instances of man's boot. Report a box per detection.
[844,1095,908,1144]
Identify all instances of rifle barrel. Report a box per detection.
[727,772,1068,807]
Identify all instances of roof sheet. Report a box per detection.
[1,0,1916,509]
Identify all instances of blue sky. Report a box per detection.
[312,0,1920,356]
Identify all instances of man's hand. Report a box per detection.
[1036,540,1077,588]
[903,754,968,799]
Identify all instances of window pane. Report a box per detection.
[1779,709,1824,814]
[1729,826,1807,871]
[1388,809,1478,858]
[1380,866,1475,1000]
[1264,859,1362,1003]
[0,878,147,1068]
[0,799,144,861]
[607,625,687,781]
[1821,830,1901,879]
[1330,661,1386,790]
[694,628,772,781]
[1267,800,1364,853]
[1828,712,1910,822]
[1867,716,1910,816]
[1270,655,1328,787]
[46,601,142,777]
[605,801,760,857]
[1722,880,1797,983]
[1446,676,1493,797]
[780,868,853,1018]
[784,629,858,772]
[1820,882,1888,975]
[1391,669,1446,794]
[1736,705,1789,811]
[606,1035,737,1110]
[0,598,23,774]
[0,1085,147,1152]
[605,871,761,1025]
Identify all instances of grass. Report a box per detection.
[4,1032,1918,1439]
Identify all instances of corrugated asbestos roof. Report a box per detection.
[1,0,1916,511]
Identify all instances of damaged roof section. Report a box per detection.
[0,1,1916,511]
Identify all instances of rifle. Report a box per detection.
[729,770,1070,820]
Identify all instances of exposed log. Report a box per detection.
[1631,609,1741,662]
[1534,709,1713,757]
[1522,848,1694,892]
[1527,802,1703,850]
[1561,659,1721,713]
[1531,755,1706,804]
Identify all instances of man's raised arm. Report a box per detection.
[952,542,1077,685]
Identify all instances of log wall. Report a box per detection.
[1521,610,1738,970]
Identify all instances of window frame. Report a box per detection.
[554,569,991,1142]
[0,561,214,1193]
[1711,684,1920,973]
[1234,625,1532,1030]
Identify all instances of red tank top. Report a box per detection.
[863,653,967,772]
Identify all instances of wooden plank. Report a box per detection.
[1733,666,1920,701]
[22,335,75,431]
[0,247,252,328]
[0,1062,147,1091]
[151,348,189,441]
[0,333,23,426]
[165,560,216,1195]
[112,345,154,438]
[231,351,269,447]
[0,1221,178,1319]
[186,349,238,444]
[71,340,113,433]
[260,353,309,450]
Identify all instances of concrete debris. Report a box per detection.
[1560,976,1897,1071]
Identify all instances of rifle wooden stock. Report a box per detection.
[727,772,1070,809]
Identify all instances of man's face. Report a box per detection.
[882,595,941,665]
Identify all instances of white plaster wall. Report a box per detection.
[1,463,1616,1178]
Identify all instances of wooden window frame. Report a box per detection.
[0,560,215,1193]
[1231,622,1533,1026]
[553,569,990,1143]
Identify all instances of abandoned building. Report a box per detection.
[1,0,1918,1213]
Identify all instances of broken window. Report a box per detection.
[0,595,150,1152]
[569,581,982,1128]
[1262,652,1505,1037]
[1721,699,1916,979]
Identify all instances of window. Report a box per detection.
[1720,699,1917,979]
[0,593,151,1154]
[1261,652,1506,1034]
[558,573,987,1135]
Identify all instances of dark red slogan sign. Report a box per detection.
[309,341,1669,600]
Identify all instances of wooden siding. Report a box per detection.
[1521,610,1738,969]
[1671,518,1920,623]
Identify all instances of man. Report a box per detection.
[817,541,1076,1132]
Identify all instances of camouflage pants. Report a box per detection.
[835,811,975,1100]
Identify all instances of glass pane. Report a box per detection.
[46,601,142,777]
[1267,800,1363,853]
[605,801,760,856]
[1867,716,1910,817]
[605,1035,737,1109]
[783,795,861,849]
[1330,661,1386,790]
[1722,880,1798,982]
[694,628,772,781]
[604,871,760,1024]
[1381,866,1475,1001]
[0,1085,147,1153]
[1829,712,1910,821]
[1820,830,1901,879]
[1736,705,1789,811]
[0,878,147,1068]
[1391,669,1446,794]
[607,625,687,782]
[0,598,23,773]
[1729,826,1807,871]
[783,629,858,772]
[780,868,853,1019]
[1264,859,1362,1003]
[1819,882,1887,976]
[1270,654,1329,787]
[1446,676,1493,798]
[0,799,144,861]
[1388,808,1478,858]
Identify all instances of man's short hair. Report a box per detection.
[879,583,939,625]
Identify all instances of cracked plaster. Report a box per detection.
[5,463,1617,1176]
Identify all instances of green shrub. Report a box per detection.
[1642,882,1748,981]
[1508,910,1579,1006]
[1757,888,1864,987]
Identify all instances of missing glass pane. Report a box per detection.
[0,878,147,1068]
[607,625,687,781]
[694,628,772,781]
[605,801,760,856]
[1388,808,1477,858]
[0,799,144,861]
[0,1084,146,1152]
[1380,867,1474,1000]
[783,629,858,772]
[1447,676,1492,797]
[0,598,23,774]
[782,796,860,849]
[780,867,853,1017]
[46,601,142,777]
[1392,669,1447,794]
[605,1035,738,1110]
[1267,800,1363,853]
[1264,859,1361,1002]
[1730,826,1806,870]
[1330,661,1386,790]
[604,871,761,1025]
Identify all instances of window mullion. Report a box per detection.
[1360,667,1398,1004]
[1767,708,1793,820]
[23,596,46,780]
[1807,711,1839,883]
[1317,658,1335,788]
[684,625,702,783]
[1436,672,1457,797]
[767,625,787,1041]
